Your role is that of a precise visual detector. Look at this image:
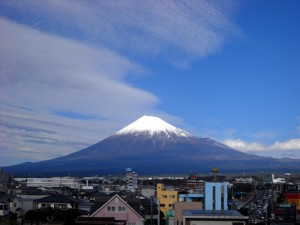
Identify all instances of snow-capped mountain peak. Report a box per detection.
[115,115,191,137]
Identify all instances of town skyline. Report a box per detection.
[1,0,300,167]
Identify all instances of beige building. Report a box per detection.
[182,210,248,225]
[174,202,203,225]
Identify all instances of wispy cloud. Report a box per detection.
[0,0,239,65]
[0,18,160,166]
[0,1,240,166]
[223,138,300,158]
[0,18,158,114]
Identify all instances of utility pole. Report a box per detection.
[150,196,153,225]
[267,203,271,225]
[157,199,160,225]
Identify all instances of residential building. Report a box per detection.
[126,168,138,192]
[0,195,10,217]
[76,194,144,225]
[34,194,81,209]
[141,188,155,199]
[18,194,49,214]
[156,183,178,218]
[9,195,23,217]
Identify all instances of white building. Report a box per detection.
[26,177,79,189]
[126,168,138,192]
[272,174,285,184]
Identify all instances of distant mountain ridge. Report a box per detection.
[4,115,300,176]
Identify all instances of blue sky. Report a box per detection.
[0,0,299,167]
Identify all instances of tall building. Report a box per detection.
[180,181,248,225]
[204,182,228,210]
[126,168,138,192]
[156,183,178,218]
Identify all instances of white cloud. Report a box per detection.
[223,138,300,159]
[0,18,158,114]
[1,0,239,64]
[270,139,300,150]
[0,18,162,166]
[223,139,265,152]
[0,0,240,166]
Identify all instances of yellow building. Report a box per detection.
[156,183,178,218]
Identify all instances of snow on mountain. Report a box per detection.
[115,115,191,138]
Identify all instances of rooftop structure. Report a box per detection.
[27,177,79,189]
[182,210,248,225]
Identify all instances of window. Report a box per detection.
[118,206,126,211]
[41,204,51,208]
[107,206,116,212]
[169,195,175,198]
[160,204,165,207]
[127,222,136,225]
[162,195,167,198]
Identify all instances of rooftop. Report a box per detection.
[182,210,248,219]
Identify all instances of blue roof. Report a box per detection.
[182,210,243,217]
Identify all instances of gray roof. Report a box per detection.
[0,195,11,203]
[182,210,248,219]
[34,194,81,204]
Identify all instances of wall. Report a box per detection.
[92,196,143,224]
[204,182,228,210]
[174,202,203,225]
[157,184,178,218]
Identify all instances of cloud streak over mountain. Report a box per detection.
[0,18,158,165]
[223,138,300,159]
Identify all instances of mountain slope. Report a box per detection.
[4,115,300,176]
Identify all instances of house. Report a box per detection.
[0,195,11,217]
[9,195,23,217]
[34,194,81,210]
[76,194,144,225]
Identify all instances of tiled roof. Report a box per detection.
[0,194,11,203]
[34,194,81,203]
[76,216,116,224]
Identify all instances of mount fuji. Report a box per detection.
[4,115,300,176]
